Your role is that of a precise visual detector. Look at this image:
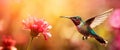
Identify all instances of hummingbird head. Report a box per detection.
[61,16,82,25]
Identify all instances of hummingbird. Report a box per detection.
[61,8,113,45]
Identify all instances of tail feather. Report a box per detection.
[93,34,108,46]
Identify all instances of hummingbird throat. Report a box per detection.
[77,19,85,27]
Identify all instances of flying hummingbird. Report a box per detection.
[61,8,113,45]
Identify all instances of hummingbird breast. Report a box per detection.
[76,25,90,37]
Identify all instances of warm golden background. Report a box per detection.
[0,0,119,50]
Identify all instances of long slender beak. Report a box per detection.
[60,16,70,19]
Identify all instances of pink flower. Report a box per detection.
[0,36,17,50]
[109,9,120,50]
[109,9,120,29]
[23,17,52,40]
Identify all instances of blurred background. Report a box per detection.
[0,0,120,50]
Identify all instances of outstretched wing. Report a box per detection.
[85,8,113,28]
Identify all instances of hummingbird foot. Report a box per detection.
[82,36,88,40]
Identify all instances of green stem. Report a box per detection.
[27,37,34,50]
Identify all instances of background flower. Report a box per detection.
[109,9,120,50]
[109,9,120,29]
[0,35,17,50]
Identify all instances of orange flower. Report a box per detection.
[23,17,52,40]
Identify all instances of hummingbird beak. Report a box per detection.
[60,16,70,19]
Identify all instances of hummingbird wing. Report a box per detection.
[85,8,113,28]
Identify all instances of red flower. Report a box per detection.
[0,36,17,50]
[23,17,52,40]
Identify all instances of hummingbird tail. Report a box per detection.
[93,35,108,46]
